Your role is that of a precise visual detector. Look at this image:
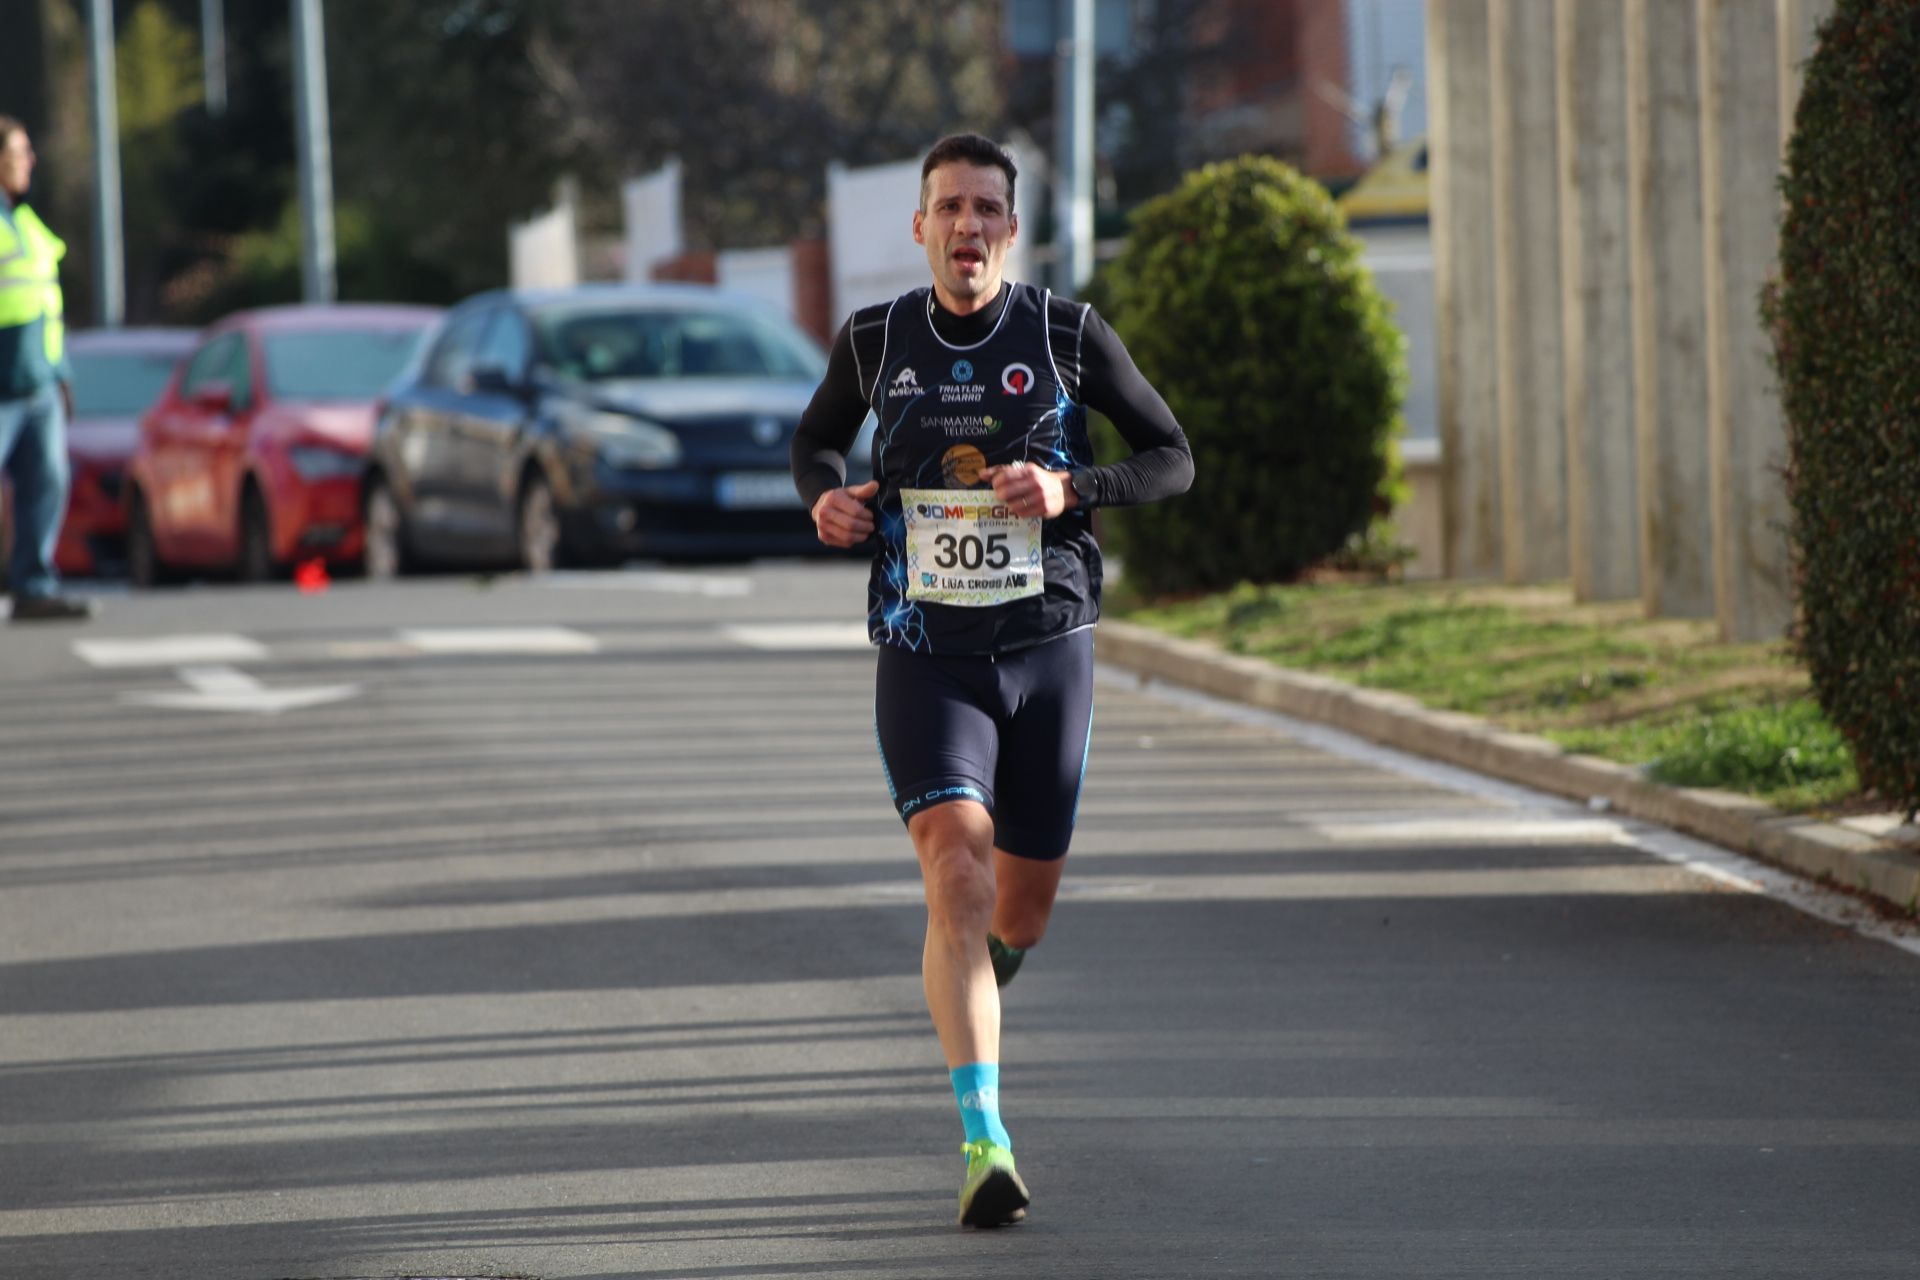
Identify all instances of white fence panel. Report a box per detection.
[622,159,684,282]
[717,245,795,319]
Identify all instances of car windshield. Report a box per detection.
[263,327,427,401]
[68,349,183,416]
[536,306,826,382]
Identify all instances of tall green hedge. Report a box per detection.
[1093,156,1405,594]
[1768,0,1920,819]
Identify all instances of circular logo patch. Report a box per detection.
[1001,363,1035,395]
[951,359,975,383]
[940,443,987,487]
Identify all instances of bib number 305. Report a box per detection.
[901,487,1044,607]
[933,532,1012,571]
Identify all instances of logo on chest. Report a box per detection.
[940,443,988,487]
[923,413,1003,439]
[939,359,983,405]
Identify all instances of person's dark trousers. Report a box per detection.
[0,383,71,601]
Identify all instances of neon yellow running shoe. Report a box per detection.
[958,1139,1030,1228]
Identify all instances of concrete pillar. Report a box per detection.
[1626,0,1714,619]
[1697,0,1789,641]
[1777,0,1835,151]
[1427,0,1502,579]
[1555,0,1638,602]
[1489,0,1568,584]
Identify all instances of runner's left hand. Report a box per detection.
[985,460,1075,519]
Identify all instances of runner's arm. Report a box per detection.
[1070,308,1194,508]
[790,319,871,512]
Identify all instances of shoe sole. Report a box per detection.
[959,1166,1031,1228]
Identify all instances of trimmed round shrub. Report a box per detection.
[1092,155,1405,594]
[1768,0,1920,818]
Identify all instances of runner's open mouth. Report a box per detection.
[953,246,984,268]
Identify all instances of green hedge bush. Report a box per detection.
[1768,0,1920,818]
[1092,155,1405,594]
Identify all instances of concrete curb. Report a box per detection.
[1098,619,1920,915]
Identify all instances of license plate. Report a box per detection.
[715,471,803,510]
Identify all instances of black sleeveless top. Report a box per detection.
[867,282,1099,655]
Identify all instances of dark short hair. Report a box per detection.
[919,133,1017,215]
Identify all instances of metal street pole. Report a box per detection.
[1053,0,1095,294]
[86,0,124,328]
[202,0,227,117]
[290,0,336,303]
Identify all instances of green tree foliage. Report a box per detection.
[20,0,1002,318]
[563,0,1004,248]
[322,0,584,301]
[1093,156,1404,594]
[115,1,200,319]
[1767,0,1920,818]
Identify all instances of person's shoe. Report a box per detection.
[9,594,96,623]
[987,933,1027,988]
[958,1139,1029,1228]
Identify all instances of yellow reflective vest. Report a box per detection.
[0,200,67,370]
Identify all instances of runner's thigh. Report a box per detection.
[875,645,1002,822]
[992,631,1096,859]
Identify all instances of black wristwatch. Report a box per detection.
[1068,467,1098,508]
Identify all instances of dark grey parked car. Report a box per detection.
[362,283,871,574]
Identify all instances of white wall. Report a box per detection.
[508,179,579,289]
[622,159,684,282]
[717,246,796,319]
[1356,224,1436,442]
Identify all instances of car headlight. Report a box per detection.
[576,410,682,470]
[288,445,363,481]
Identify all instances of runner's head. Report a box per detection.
[915,134,1019,316]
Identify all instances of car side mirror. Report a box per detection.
[469,363,520,396]
[191,380,234,414]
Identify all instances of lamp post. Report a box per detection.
[290,0,336,303]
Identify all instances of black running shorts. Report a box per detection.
[873,629,1096,861]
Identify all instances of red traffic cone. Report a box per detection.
[294,557,331,594]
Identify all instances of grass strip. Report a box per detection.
[1113,580,1859,811]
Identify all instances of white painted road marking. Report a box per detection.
[722,622,873,651]
[73,634,267,669]
[397,627,601,655]
[542,569,754,596]
[120,665,361,715]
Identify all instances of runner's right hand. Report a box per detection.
[811,480,879,548]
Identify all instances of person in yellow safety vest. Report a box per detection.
[0,116,93,622]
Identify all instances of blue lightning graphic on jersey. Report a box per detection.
[869,363,931,652]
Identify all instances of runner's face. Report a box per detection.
[914,162,1017,314]
[0,130,33,200]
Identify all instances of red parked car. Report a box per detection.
[57,327,196,576]
[123,304,440,585]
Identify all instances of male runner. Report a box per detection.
[791,133,1192,1228]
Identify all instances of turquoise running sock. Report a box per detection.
[950,1062,1012,1150]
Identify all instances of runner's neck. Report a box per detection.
[928,285,1011,346]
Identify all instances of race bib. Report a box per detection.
[901,488,1044,607]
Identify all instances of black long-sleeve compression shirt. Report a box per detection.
[791,285,1193,512]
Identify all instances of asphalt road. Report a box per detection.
[3,563,1919,1279]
